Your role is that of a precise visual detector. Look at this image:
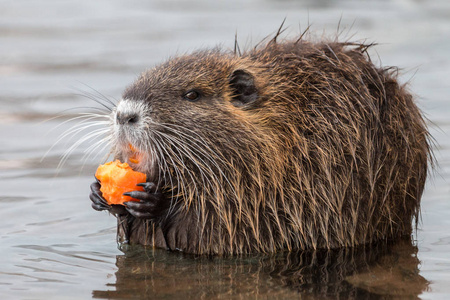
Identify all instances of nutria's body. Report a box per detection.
[90,36,430,255]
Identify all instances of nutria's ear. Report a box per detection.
[229,69,258,107]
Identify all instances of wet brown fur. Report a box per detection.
[115,36,430,255]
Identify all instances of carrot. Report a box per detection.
[128,144,140,164]
[95,160,147,205]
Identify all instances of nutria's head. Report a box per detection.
[109,50,278,210]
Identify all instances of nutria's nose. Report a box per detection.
[116,112,139,125]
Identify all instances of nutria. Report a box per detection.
[89,34,430,255]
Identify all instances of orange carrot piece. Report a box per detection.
[95,160,147,205]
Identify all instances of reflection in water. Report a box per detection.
[93,238,428,299]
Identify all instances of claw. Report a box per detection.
[123,191,160,202]
[136,182,157,193]
[91,201,109,211]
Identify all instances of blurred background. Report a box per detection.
[1,0,449,299]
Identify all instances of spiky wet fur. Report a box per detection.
[112,38,430,255]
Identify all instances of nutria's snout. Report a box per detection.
[116,111,139,125]
[114,99,148,128]
[112,98,159,183]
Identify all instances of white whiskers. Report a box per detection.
[43,90,115,175]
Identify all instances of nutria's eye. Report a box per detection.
[183,90,200,102]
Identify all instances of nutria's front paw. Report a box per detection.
[89,179,127,215]
[123,182,168,219]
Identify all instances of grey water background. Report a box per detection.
[1,0,449,299]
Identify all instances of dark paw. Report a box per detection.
[123,182,168,219]
[90,180,109,211]
[89,179,127,215]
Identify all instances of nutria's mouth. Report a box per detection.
[127,143,141,165]
[123,142,161,188]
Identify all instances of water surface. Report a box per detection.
[1,0,449,299]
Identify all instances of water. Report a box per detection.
[1,0,449,299]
